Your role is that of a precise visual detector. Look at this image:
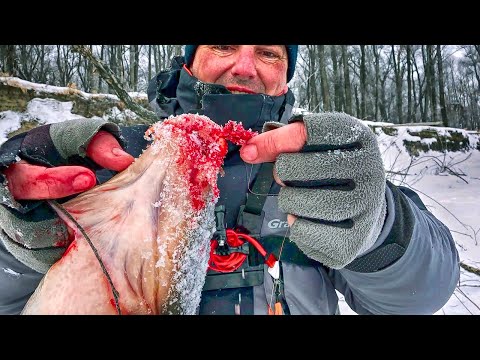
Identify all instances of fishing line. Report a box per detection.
[245,162,278,197]
[245,162,290,314]
[47,199,122,315]
[267,227,290,314]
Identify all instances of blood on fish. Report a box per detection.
[146,115,257,211]
[60,241,78,258]
[21,114,257,315]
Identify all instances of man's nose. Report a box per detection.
[231,46,257,79]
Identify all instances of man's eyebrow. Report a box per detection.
[257,45,287,52]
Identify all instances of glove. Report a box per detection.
[274,112,387,269]
[0,118,125,273]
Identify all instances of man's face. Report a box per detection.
[190,45,289,97]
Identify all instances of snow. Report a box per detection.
[338,123,480,315]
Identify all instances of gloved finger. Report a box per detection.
[289,217,361,269]
[272,166,285,187]
[4,162,96,200]
[289,213,382,269]
[0,202,70,273]
[287,213,296,227]
[276,150,384,185]
[278,186,373,222]
[301,112,376,148]
[240,121,306,164]
[86,130,135,172]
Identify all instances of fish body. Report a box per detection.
[21,114,255,315]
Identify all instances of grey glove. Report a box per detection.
[274,112,387,269]
[0,118,122,273]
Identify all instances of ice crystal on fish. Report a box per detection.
[22,113,257,315]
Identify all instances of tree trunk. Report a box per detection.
[359,45,366,119]
[342,45,352,114]
[330,45,341,111]
[3,45,18,77]
[318,45,330,111]
[422,46,431,122]
[98,45,105,92]
[129,45,139,92]
[372,45,380,121]
[428,45,437,123]
[436,45,448,127]
[0,75,149,120]
[148,45,152,83]
[413,50,424,122]
[406,45,413,123]
[71,45,158,123]
[305,45,319,112]
[392,45,404,124]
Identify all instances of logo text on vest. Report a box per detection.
[268,219,289,229]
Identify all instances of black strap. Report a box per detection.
[236,162,275,266]
[243,162,275,215]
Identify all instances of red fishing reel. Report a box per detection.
[208,229,277,273]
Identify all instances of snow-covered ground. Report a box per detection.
[339,123,480,315]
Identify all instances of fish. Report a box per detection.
[21,114,257,315]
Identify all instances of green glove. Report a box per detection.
[0,118,122,273]
[275,112,387,269]
[0,204,68,274]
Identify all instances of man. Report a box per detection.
[0,45,459,315]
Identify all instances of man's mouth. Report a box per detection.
[226,86,256,94]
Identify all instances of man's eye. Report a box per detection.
[212,45,235,52]
[258,50,284,63]
[261,51,279,58]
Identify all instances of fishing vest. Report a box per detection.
[198,162,318,315]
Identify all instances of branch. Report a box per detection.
[406,184,478,245]
[71,45,158,124]
[460,262,480,277]
[455,285,480,312]
[381,121,444,127]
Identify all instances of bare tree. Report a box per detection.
[413,46,425,122]
[391,45,404,123]
[330,45,342,111]
[2,44,479,130]
[406,45,413,123]
[76,45,96,92]
[437,45,449,127]
[359,45,367,119]
[55,45,77,87]
[372,45,382,121]
[342,45,353,115]
[72,45,157,123]
[305,45,320,112]
[129,45,139,92]
[428,45,438,123]
[1,45,18,76]
[317,45,330,111]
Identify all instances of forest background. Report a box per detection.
[1,45,479,131]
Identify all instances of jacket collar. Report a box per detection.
[148,56,296,132]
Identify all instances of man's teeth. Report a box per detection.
[230,91,250,94]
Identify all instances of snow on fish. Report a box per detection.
[21,114,257,315]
